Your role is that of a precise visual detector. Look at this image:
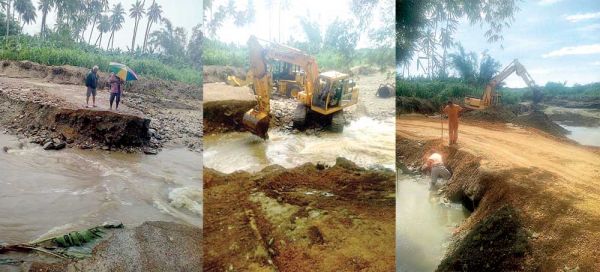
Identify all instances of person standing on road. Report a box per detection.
[109,73,123,110]
[421,151,452,190]
[443,101,463,145]
[85,66,99,108]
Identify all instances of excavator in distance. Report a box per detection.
[242,36,359,139]
[465,59,543,110]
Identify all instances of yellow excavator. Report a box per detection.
[242,36,359,139]
[465,59,542,110]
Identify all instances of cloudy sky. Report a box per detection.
[22,0,202,50]
[205,0,389,48]
[454,0,600,87]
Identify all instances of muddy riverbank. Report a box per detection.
[398,116,600,271]
[0,60,202,153]
[203,158,395,271]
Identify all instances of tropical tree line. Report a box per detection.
[396,0,520,79]
[0,0,202,70]
[202,0,395,70]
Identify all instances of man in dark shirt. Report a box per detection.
[85,65,99,108]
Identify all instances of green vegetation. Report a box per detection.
[0,0,202,85]
[202,37,395,71]
[203,0,394,71]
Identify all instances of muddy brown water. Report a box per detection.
[559,123,600,147]
[396,173,469,272]
[0,133,201,244]
[203,117,395,173]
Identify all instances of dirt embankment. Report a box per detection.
[203,158,395,271]
[13,221,202,272]
[397,116,600,271]
[203,65,246,84]
[0,60,202,152]
[0,83,150,150]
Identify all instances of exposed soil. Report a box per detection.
[0,60,201,152]
[3,221,202,272]
[397,115,600,271]
[203,65,246,84]
[203,158,395,271]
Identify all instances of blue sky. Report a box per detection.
[454,0,600,87]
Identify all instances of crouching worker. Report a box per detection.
[421,151,452,190]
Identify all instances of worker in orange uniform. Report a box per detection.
[443,101,463,145]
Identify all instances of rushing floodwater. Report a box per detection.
[0,133,201,244]
[203,117,395,173]
[560,123,600,147]
[396,173,469,272]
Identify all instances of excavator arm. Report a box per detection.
[470,59,542,109]
[242,35,320,139]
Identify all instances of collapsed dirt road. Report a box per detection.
[397,115,600,270]
[0,60,202,152]
[204,159,395,271]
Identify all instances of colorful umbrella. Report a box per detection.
[109,62,139,81]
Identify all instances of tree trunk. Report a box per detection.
[142,19,151,52]
[131,17,139,52]
[6,0,11,37]
[88,16,96,44]
[107,31,114,50]
[40,10,47,38]
[96,32,102,46]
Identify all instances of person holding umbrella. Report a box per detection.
[108,62,139,111]
[109,72,123,110]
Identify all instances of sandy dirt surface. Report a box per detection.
[397,115,600,270]
[203,159,395,272]
[0,76,140,115]
[203,82,255,102]
[0,61,202,152]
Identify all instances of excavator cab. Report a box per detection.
[311,71,358,113]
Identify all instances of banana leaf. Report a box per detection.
[0,222,124,260]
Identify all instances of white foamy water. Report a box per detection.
[0,133,201,243]
[204,117,395,173]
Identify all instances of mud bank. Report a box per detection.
[2,221,201,272]
[397,116,600,270]
[0,60,202,152]
[203,158,395,271]
[397,137,530,270]
[0,86,150,150]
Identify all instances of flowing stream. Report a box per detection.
[396,173,469,271]
[203,117,395,173]
[0,132,201,244]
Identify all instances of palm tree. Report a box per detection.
[265,0,273,40]
[38,0,53,38]
[129,0,145,52]
[106,3,124,50]
[142,0,161,52]
[278,0,291,42]
[148,18,187,57]
[94,14,109,46]
[14,0,35,29]
[87,0,107,44]
[5,0,12,36]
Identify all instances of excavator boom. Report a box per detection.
[466,59,541,109]
[242,36,320,139]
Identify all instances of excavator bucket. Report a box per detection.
[242,109,271,139]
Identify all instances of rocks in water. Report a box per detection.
[42,141,54,150]
[143,148,158,155]
[43,139,66,150]
[2,146,9,152]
